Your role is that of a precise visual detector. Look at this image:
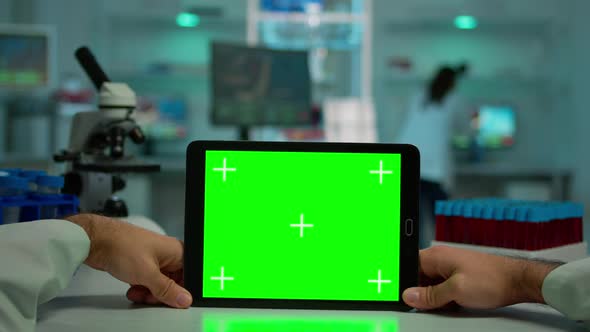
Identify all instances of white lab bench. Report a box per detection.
[35,217,587,332]
[36,265,586,332]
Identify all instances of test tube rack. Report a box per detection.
[0,194,79,225]
[435,199,584,251]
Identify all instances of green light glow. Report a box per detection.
[176,12,200,28]
[453,135,470,149]
[14,71,41,84]
[0,70,10,83]
[454,15,478,30]
[203,312,399,332]
[203,150,401,301]
[0,70,43,85]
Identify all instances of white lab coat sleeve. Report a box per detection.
[542,257,590,322]
[0,220,90,332]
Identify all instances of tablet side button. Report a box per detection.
[405,218,414,236]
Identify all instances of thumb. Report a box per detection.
[145,272,193,308]
[402,277,457,310]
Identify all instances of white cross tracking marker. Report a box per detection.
[290,213,314,238]
[369,160,393,185]
[213,158,237,182]
[210,266,234,290]
[368,269,391,294]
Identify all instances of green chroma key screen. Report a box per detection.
[202,150,401,301]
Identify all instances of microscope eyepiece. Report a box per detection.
[75,46,110,90]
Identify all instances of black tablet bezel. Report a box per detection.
[184,140,419,311]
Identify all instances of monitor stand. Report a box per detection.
[238,126,251,141]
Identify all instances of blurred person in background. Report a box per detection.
[397,64,468,248]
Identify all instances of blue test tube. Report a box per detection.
[19,170,47,193]
[0,176,28,224]
[36,175,65,219]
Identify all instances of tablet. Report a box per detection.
[185,141,419,311]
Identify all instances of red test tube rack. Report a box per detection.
[435,199,584,251]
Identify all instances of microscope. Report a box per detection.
[54,47,160,217]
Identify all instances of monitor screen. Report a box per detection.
[136,96,188,140]
[477,105,515,148]
[202,150,402,301]
[0,29,51,88]
[211,42,312,127]
[454,105,516,149]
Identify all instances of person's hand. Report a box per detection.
[402,246,560,310]
[65,214,192,309]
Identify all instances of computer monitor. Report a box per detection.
[210,42,312,129]
[454,105,516,149]
[0,24,56,89]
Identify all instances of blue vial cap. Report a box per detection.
[0,168,22,176]
[19,170,47,181]
[0,176,28,190]
[472,201,483,218]
[435,201,446,215]
[493,204,506,220]
[575,203,584,218]
[36,175,65,188]
[463,201,474,218]
[443,201,455,216]
[482,204,494,219]
[515,205,530,222]
[528,205,552,223]
[505,205,517,220]
[563,202,584,219]
[553,203,567,220]
[452,200,464,216]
